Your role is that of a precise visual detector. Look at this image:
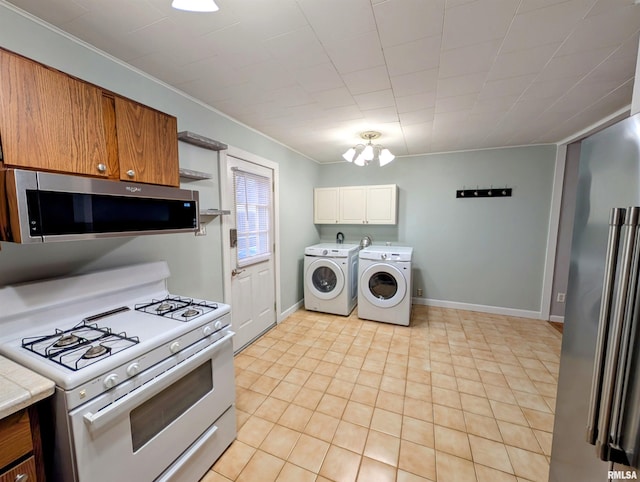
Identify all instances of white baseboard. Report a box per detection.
[412,297,543,320]
[283,297,550,322]
[279,300,303,323]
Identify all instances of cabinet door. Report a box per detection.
[0,49,109,177]
[314,187,339,224]
[366,184,397,224]
[339,186,367,224]
[114,96,179,186]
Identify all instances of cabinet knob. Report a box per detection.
[127,169,135,178]
[15,473,29,481]
[97,163,107,173]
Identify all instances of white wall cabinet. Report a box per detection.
[314,184,397,225]
[313,187,340,224]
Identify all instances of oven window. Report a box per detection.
[130,361,213,452]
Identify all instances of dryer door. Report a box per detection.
[306,258,345,300]
[361,263,407,308]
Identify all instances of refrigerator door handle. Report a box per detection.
[586,207,626,444]
[596,207,640,461]
[610,207,640,460]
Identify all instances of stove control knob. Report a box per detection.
[170,341,181,353]
[214,320,222,330]
[203,326,213,336]
[104,374,119,389]
[126,363,140,376]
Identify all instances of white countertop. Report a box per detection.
[0,355,55,419]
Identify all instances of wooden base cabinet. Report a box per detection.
[0,408,46,482]
[0,457,37,482]
[0,47,180,187]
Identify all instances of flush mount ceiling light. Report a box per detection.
[342,131,395,167]
[171,0,219,12]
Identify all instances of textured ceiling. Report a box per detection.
[5,0,640,163]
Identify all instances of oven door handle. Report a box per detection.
[83,331,234,432]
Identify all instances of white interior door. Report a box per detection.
[224,153,276,352]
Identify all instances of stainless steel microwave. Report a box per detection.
[0,169,199,243]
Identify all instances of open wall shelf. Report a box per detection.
[179,168,213,180]
[200,208,230,217]
[178,131,228,151]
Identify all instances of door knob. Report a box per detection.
[232,268,245,277]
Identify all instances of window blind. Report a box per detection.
[233,169,272,267]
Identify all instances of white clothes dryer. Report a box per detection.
[358,246,413,325]
[304,243,360,316]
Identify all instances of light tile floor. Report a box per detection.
[201,305,562,482]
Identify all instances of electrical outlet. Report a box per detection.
[557,292,566,303]
[417,288,423,297]
[195,224,207,236]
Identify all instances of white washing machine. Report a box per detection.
[358,245,413,325]
[304,243,359,316]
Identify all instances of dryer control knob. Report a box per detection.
[322,249,328,255]
[381,253,388,259]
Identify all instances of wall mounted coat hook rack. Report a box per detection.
[456,185,512,199]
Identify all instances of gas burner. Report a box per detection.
[181,309,200,318]
[82,345,109,359]
[156,302,174,312]
[54,334,80,348]
[22,319,140,371]
[136,296,218,322]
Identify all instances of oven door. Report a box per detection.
[68,332,235,482]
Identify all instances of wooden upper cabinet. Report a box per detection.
[114,96,179,187]
[0,48,110,177]
[0,48,180,187]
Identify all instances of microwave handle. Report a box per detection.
[83,331,234,432]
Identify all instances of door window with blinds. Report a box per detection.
[234,168,272,267]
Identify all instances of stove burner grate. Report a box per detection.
[22,320,139,371]
[135,296,218,322]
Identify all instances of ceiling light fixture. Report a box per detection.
[342,131,395,167]
[171,0,219,12]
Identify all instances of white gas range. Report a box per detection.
[0,262,236,482]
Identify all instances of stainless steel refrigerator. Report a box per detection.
[550,114,640,481]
